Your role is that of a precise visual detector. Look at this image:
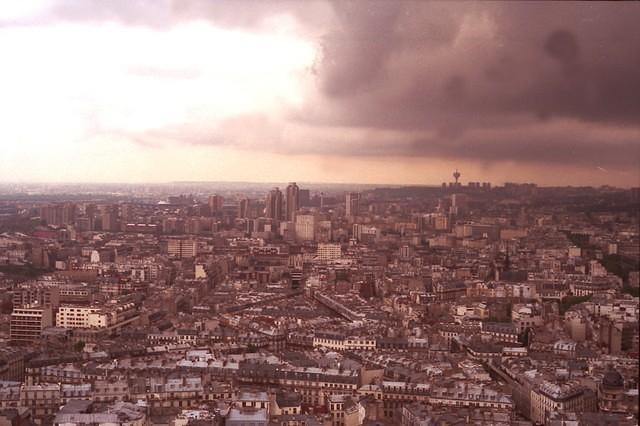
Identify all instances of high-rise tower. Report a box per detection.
[239,198,251,219]
[208,195,224,214]
[266,187,284,220]
[285,182,300,221]
[346,192,360,217]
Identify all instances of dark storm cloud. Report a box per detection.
[293,1,640,170]
[311,2,640,125]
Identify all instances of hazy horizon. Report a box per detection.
[0,178,637,190]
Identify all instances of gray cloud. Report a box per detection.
[311,2,640,125]
[293,1,640,171]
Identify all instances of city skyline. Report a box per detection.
[0,1,638,187]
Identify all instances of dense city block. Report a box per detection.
[0,180,638,426]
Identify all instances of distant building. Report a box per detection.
[209,195,224,214]
[295,214,316,242]
[226,407,268,426]
[285,182,300,221]
[100,211,118,232]
[317,243,341,262]
[10,305,53,343]
[167,239,197,259]
[346,192,360,217]
[12,286,60,310]
[531,381,597,424]
[239,198,251,219]
[266,188,284,220]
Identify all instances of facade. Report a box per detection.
[12,286,60,310]
[295,214,316,242]
[598,368,626,413]
[286,182,300,221]
[19,384,61,417]
[317,244,341,262]
[530,381,597,424]
[167,239,198,259]
[345,193,360,218]
[56,306,101,329]
[266,188,284,221]
[10,306,53,343]
[226,407,268,426]
[209,195,224,213]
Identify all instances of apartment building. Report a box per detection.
[10,305,53,343]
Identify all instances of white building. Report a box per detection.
[167,239,197,259]
[317,243,342,262]
[295,214,316,242]
[56,306,102,329]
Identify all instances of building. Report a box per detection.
[56,302,139,332]
[346,193,360,217]
[286,182,300,221]
[10,305,53,343]
[266,188,284,221]
[295,214,316,242]
[353,224,380,243]
[99,205,119,232]
[209,195,224,214]
[0,348,25,382]
[239,198,251,219]
[39,203,77,227]
[327,394,365,426]
[19,384,61,417]
[226,407,268,426]
[599,317,632,354]
[56,306,101,329]
[167,239,198,259]
[12,286,60,309]
[317,244,342,262]
[530,381,597,424]
[599,367,627,413]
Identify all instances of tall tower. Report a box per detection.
[346,192,360,217]
[266,187,284,220]
[239,198,250,219]
[285,182,300,221]
[208,195,224,214]
[453,169,461,185]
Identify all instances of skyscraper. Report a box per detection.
[239,198,251,219]
[266,187,284,220]
[208,195,224,214]
[346,192,360,217]
[285,182,300,221]
[100,205,119,232]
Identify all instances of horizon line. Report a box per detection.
[0,180,637,190]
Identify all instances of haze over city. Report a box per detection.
[1,1,639,186]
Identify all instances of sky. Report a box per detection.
[0,1,639,187]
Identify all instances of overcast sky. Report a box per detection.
[1,1,638,186]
